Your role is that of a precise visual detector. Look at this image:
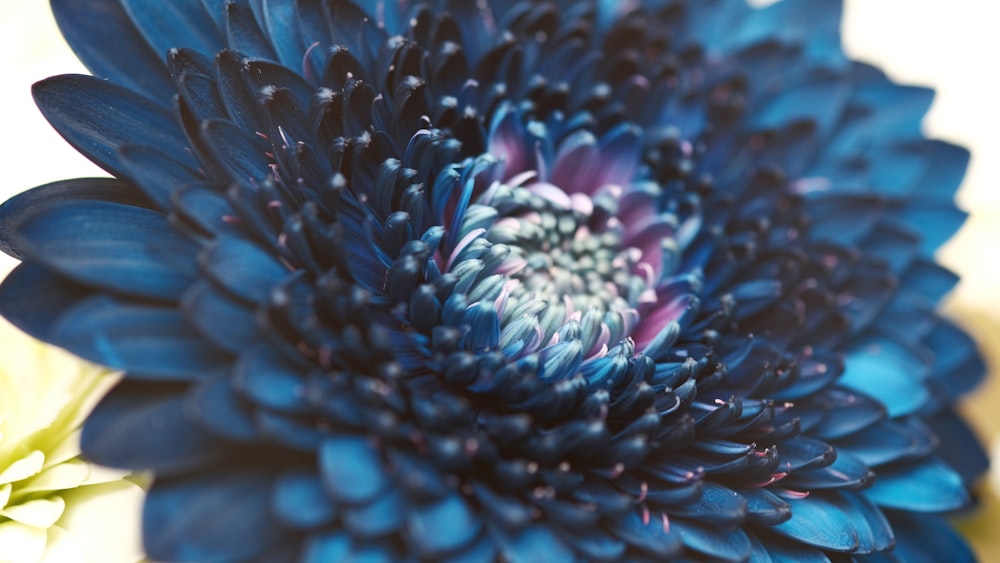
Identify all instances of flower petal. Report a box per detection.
[50,296,229,378]
[82,380,237,474]
[50,0,173,103]
[17,200,199,301]
[317,436,389,505]
[33,75,193,177]
[864,457,969,512]
[406,493,481,557]
[143,468,288,562]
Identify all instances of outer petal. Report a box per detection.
[143,467,289,562]
[50,0,174,104]
[82,380,238,473]
[32,75,195,177]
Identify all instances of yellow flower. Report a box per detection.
[0,318,144,563]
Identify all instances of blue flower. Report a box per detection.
[0,0,987,561]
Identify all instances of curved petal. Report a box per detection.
[50,0,174,103]
[33,75,194,177]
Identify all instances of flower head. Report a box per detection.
[0,318,144,563]
[0,0,988,561]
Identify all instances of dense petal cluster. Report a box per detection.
[0,0,988,561]
[0,319,144,563]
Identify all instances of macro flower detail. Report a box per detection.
[0,0,988,561]
[0,319,144,563]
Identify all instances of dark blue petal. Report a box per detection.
[439,533,496,563]
[852,79,933,140]
[50,295,230,378]
[82,380,236,474]
[738,487,791,526]
[343,486,404,538]
[471,483,534,529]
[50,0,174,103]
[751,79,850,136]
[301,532,401,563]
[925,409,989,483]
[805,194,885,245]
[772,492,862,552]
[168,45,216,77]
[492,524,575,562]
[840,491,895,554]
[839,345,930,418]
[177,71,229,124]
[924,319,986,399]
[910,140,970,201]
[0,263,89,341]
[891,202,967,254]
[560,528,624,562]
[899,259,958,304]
[0,178,153,259]
[272,468,337,529]
[887,512,976,563]
[865,143,926,198]
[33,75,194,176]
[185,374,260,441]
[256,410,326,451]
[182,281,264,353]
[837,419,935,468]
[173,182,240,236]
[860,220,919,275]
[226,1,279,60]
[199,118,273,184]
[609,510,683,556]
[259,0,302,69]
[300,532,349,562]
[16,200,198,301]
[118,145,203,210]
[318,435,389,504]
[864,457,969,512]
[784,451,874,490]
[144,467,289,562]
[745,533,775,563]
[810,388,886,441]
[760,536,832,562]
[673,519,752,562]
[200,235,291,302]
[668,482,747,526]
[776,437,835,472]
[244,58,315,108]
[407,493,482,556]
[733,0,844,67]
[464,300,501,351]
[232,347,310,413]
[121,0,224,58]
[215,49,268,134]
[241,542,303,563]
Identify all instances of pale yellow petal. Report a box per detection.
[40,431,80,469]
[79,463,131,487]
[15,460,90,497]
[0,451,44,486]
[1,497,65,528]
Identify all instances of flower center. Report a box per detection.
[483,180,655,355]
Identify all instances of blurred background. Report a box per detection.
[1,0,998,558]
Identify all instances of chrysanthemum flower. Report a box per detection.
[0,318,145,563]
[0,0,988,561]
